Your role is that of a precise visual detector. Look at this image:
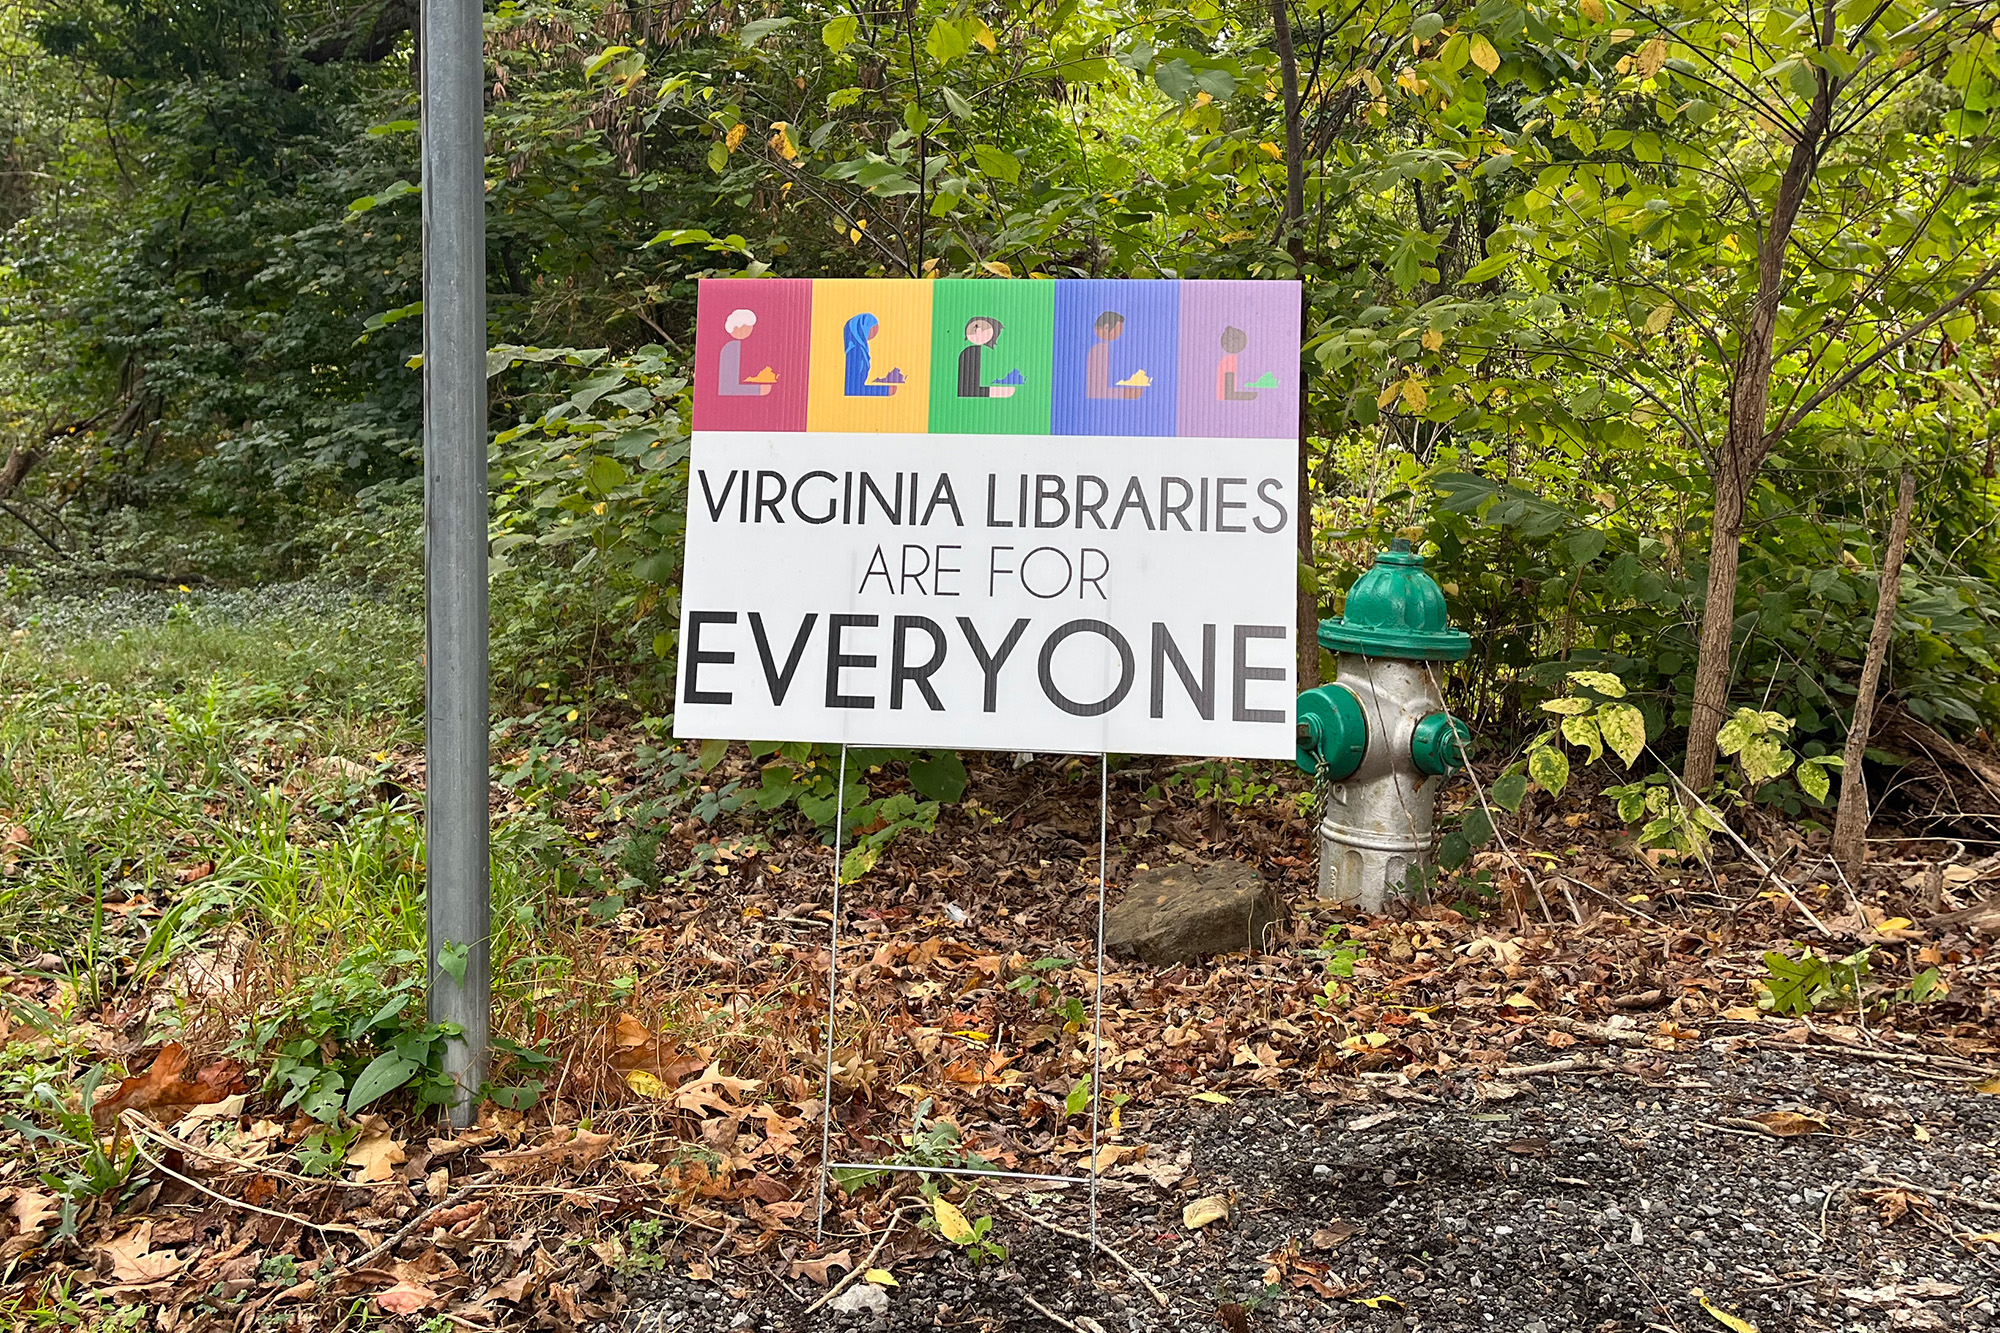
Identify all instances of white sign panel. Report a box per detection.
[674,278,1301,759]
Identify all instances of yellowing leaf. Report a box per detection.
[1971,1076,2000,1094]
[1695,1288,1759,1333]
[1350,1294,1402,1309]
[1565,669,1625,696]
[1469,35,1501,75]
[1421,328,1444,352]
[1182,1194,1231,1230]
[1637,36,1668,76]
[1596,702,1648,767]
[725,123,746,152]
[971,18,997,52]
[1528,743,1570,797]
[980,260,1013,278]
[1377,382,1401,410]
[1580,0,1606,21]
[1399,378,1428,411]
[1190,1091,1232,1104]
[932,1196,975,1245]
[864,1268,898,1287]
[625,1069,667,1098]
[1645,303,1674,334]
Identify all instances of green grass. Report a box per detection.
[0,583,611,1150]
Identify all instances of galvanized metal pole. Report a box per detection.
[421,0,490,1128]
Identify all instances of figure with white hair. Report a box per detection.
[717,308,772,396]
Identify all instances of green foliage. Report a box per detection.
[1714,708,1842,802]
[1516,669,1647,801]
[738,742,951,882]
[1760,946,1875,1016]
[248,943,459,1124]
[919,1181,1008,1267]
[3,0,1996,811]
[0,1057,138,1215]
[617,1219,674,1276]
[1759,944,1948,1015]
[832,1096,992,1192]
[489,345,692,707]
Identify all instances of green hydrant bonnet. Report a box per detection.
[1317,539,1471,661]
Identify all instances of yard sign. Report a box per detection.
[675,278,1302,759]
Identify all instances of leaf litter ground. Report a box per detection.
[4,745,1999,1331]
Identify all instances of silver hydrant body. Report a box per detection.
[1296,541,1471,911]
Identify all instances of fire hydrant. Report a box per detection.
[1295,539,1472,910]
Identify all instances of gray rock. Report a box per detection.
[1102,859,1282,964]
[827,1282,889,1315]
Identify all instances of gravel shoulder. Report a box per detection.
[627,1038,2000,1332]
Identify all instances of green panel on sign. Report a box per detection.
[926,279,1055,435]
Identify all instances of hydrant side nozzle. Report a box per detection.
[1296,684,1367,780]
[1411,711,1473,776]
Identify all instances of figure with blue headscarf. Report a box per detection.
[842,313,898,396]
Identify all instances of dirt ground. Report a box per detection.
[623,1035,2000,1332]
[9,739,1998,1332]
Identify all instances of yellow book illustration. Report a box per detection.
[1115,369,1152,388]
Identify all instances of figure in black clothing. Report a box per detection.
[956,316,1018,398]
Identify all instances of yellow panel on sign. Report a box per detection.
[805,279,934,433]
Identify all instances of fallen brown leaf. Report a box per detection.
[347,1118,408,1183]
[792,1248,853,1285]
[1183,1194,1232,1230]
[95,1221,190,1285]
[481,1126,614,1177]
[375,1280,441,1315]
[1743,1110,1826,1137]
[0,1187,56,1263]
[488,1270,535,1304]
[1309,1221,1355,1251]
[89,1043,248,1132]
[1859,1186,1925,1225]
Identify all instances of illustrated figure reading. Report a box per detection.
[956,316,1018,398]
[1217,326,1258,401]
[1084,310,1147,400]
[716,308,773,396]
[842,312,899,396]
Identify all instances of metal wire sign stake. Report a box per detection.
[673,274,1307,1270]
[814,748,1115,1256]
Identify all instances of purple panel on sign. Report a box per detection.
[1173,281,1302,440]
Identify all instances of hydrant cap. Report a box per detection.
[1317,540,1472,661]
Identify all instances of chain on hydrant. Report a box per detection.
[1296,539,1472,910]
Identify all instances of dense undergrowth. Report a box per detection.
[0,588,585,1156]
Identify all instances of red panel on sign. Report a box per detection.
[693,279,813,432]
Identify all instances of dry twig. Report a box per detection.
[800,1205,918,1317]
[1024,1293,1085,1331]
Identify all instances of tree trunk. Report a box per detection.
[1681,77,1833,787]
[1830,467,1916,877]
[1682,428,1751,786]
[0,444,39,500]
[1270,0,1318,690]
